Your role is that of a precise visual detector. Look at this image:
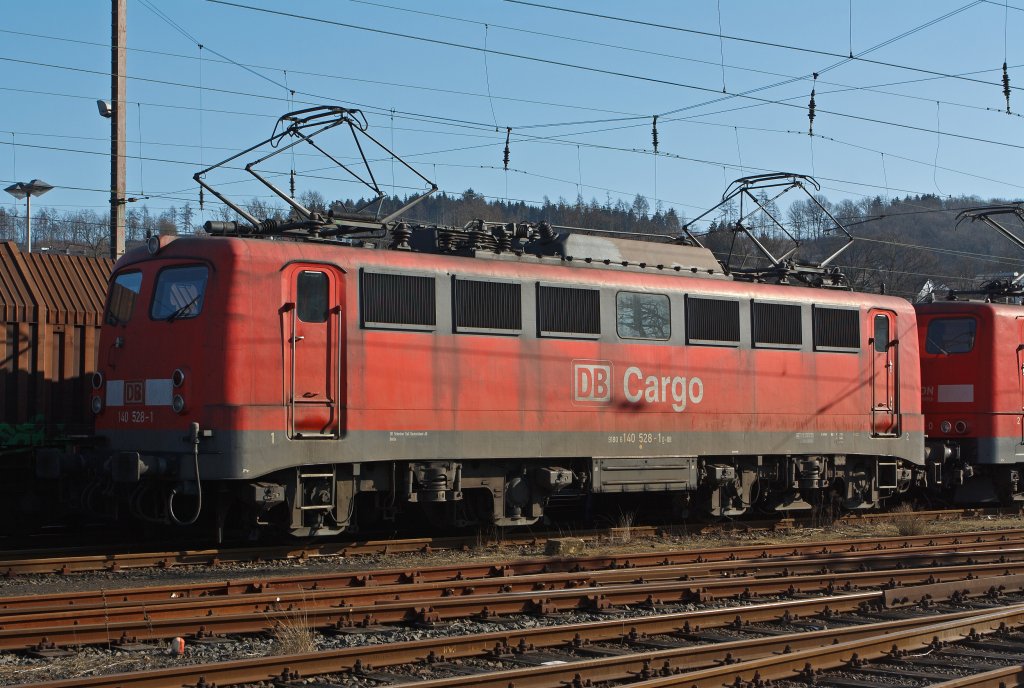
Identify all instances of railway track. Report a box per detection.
[13,567,1024,687]
[4,527,1024,611]
[6,532,1024,651]
[0,507,1018,577]
[5,519,1024,687]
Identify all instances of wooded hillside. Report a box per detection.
[1,188,1019,302]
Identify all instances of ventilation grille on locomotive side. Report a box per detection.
[360,271,436,328]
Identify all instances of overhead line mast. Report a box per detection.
[110,0,127,259]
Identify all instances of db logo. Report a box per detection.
[573,360,612,405]
[125,380,145,405]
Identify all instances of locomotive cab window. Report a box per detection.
[297,271,329,323]
[873,314,890,353]
[616,292,670,340]
[150,265,209,321]
[105,270,142,326]
[925,317,976,354]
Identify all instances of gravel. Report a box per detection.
[3,516,1024,685]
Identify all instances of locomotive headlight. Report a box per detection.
[91,396,103,414]
[91,371,104,390]
[147,235,162,255]
[171,368,186,387]
[940,420,952,434]
[171,394,186,414]
[955,420,969,434]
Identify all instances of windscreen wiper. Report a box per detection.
[165,295,200,322]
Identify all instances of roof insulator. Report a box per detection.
[1004,62,1012,115]
[808,73,818,136]
[503,127,511,171]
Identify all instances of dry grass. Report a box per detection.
[890,503,929,536]
[270,607,317,656]
[614,510,637,544]
[0,653,135,684]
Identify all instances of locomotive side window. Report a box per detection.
[873,314,890,353]
[685,296,740,346]
[616,292,670,340]
[454,278,521,334]
[296,271,329,323]
[360,271,436,330]
[812,306,860,352]
[150,265,208,321]
[925,317,976,354]
[105,271,142,326]
[538,285,600,338]
[752,302,802,348]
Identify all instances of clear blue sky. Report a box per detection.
[2,0,1023,227]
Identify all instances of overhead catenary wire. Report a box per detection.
[933,102,943,196]
[716,0,726,92]
[190,4,1024,157]
[505,0,996,90]
[4,11,1023,156]
[5,96,1021,219]
[10,16,1011,130]
[8,0,1024,236]
[4,0,1019,225]
[337,2,1024,127]
[136,103,145,196]
[8,160,1024,279]
[347,0,1006,110]
[8,75,1024,199]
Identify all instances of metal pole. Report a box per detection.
[25,195,31,254]
[109,0,127,259]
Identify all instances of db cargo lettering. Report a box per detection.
[623,366,704,412]
[574,362,611,403]
[574,361,704,412]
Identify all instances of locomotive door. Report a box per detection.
[869,310,899,436]
[285,266,344,439]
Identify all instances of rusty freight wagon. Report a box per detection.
[0,241,112,519]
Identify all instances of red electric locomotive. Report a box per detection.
[90,228,925,536]
[82,108,926,537]
[918,205,1024,503]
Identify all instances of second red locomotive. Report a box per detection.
[915,205,1024,504]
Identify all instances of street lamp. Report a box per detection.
[4,179,53,253]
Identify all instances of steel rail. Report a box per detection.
[0,591,888,688]
[613,602,1024,688]
[13,585,1020,688]
[5,558,1024,650]
[348,604,1024,688]
[2,522,1021,576]
[7,548,1024,628]
[928,665,1024,687]
[5,537,1024,615]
